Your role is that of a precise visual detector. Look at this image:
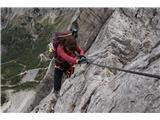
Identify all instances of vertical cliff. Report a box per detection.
[1,8,160,113]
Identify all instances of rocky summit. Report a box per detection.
[1,8,160,113]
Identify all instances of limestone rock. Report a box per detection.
[1,8,160,113]
[53,8,160,113]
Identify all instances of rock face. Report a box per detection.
[1,8,160,113]
[31,8,160,113]
[76,8,115,51]
[27,8,115,112]
[52,9,160,112]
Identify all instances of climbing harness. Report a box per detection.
[83,59,160,79]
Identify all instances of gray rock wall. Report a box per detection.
[77,8,115,51]
[1,8,160,113]
[37,8,160,113]
[28,8,114,112]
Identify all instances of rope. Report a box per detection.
[85,59,160,79]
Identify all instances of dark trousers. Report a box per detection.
[54,62,69,92]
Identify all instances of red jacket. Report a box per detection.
[57,44,84,65]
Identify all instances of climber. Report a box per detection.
[52,31,86,97]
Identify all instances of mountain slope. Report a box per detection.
[1,8,160,113]
[31,8,160,113]
[54,8,160,112]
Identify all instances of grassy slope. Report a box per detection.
[1,16,54,89]
[1,12,70,105]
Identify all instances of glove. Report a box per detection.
[78,57,87,64]
[79,55,86,59]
